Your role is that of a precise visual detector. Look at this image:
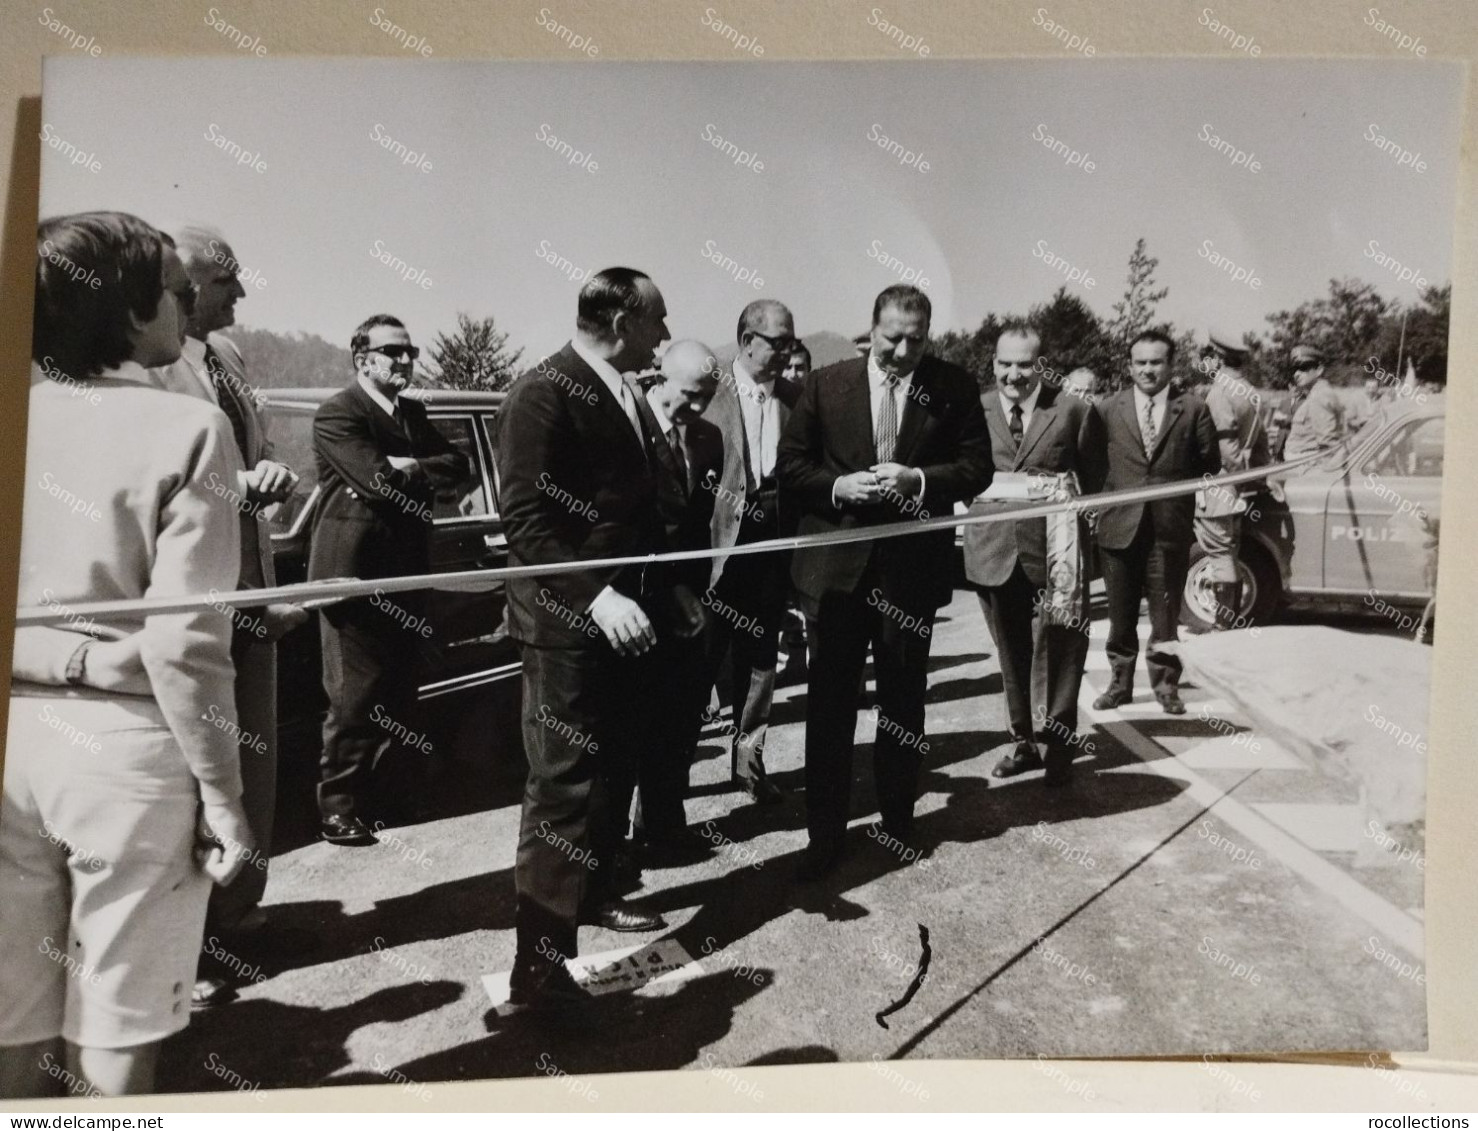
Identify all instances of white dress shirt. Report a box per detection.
[572,336,645,442]
[998,379,1044,437]
[829,356,925,506]
[1132,385,1169,438]
[732,356,779,485]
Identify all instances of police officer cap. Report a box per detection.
[1290,343,1324,364]
[1207,328,1249,363]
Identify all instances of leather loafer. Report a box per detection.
[991,742,1043,778]
[320,814,378,846]
[1156,691,1187,716]
[578,900,667,933]
[1092,689,1132,711]
[794,842,843,882]
[738,775,786,806]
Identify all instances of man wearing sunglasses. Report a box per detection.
[701,299,803,807]
[1283,342,1347,460]
[309,314,469,846]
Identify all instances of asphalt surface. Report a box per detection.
[158,587,1426,1098]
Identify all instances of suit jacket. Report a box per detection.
[495,343,670,648]
[637,396,725,595]
[148,333,276,588]
[1086,388,1221,550]
[964,383,1102,588]
[13,364,245,805]
[703,369,800,588]
[777,354,992,611]
[307,381,469,584]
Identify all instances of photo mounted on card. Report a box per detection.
[4,51,1459,1100]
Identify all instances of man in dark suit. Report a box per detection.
[630,339,724,850]
[309,314,469,845]
[496,268,701,1011]
[701,299,801,804]
[778,284,991,879]
[965,326,1102,787]
[1086,329,1221,715]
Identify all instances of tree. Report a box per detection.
[423,313,524,392]
[1028,287,1112,380]
[1103,238,1169,389]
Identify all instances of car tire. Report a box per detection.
[1181,540,1282,631]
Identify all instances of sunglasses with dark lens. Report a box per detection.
[749,330,798,353]
[1292,360,1321,371]
[369,344,420,362]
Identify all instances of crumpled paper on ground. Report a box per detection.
[1179,626,1429,851]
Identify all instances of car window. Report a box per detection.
[429,415,490,520]
[263,406,320,538]
[1362,416,1444,479]
[480,413,503,516]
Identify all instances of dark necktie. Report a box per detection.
[875,376,900,463]
[668,424,690,494]
[1141,396,1159,458]
[1009,403,1024,449]
[203,343,250,462]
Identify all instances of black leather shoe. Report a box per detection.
[1156,691,1187,715]
[794,842,843,882]
[320,814,378,846]
[1092,689,1132,711]
[991,741,1043,778]
[578,900,667,933]
[1043,749,1075,789]
[738,775,786,805]
[508,960,591,1012]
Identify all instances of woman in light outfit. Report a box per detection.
[0,212,253,1097]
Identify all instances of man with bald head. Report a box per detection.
[147,224,304,1004]
[629,341,725,849]
[701,299,802,806]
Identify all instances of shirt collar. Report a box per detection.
[1000,381,1042,417]
[181,335,208,369]
[732,355,774,397]
[357,373,399,419]
[1133,385,1168,410]
[570,336,630,395]
[868,353,913,391]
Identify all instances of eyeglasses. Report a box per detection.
[748,330,798,353]
[1291,360,1321,372]
[367,344,420,363]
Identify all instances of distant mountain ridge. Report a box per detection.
[714,330,859,372]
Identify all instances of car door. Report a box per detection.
[420,411,520,698]
[1323,413,1442,599]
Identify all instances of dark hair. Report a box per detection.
[350,314,406,361]
[789,342,811,364]
[994,320,1041,355]
[1130,328,1177,360]
[872,284,931,329]
[735,298,790,346]
[577,267,650,337]
[33,211,168,380]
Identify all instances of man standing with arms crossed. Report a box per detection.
[964,326,1101,787]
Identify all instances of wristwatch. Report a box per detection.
[64,639,96,685]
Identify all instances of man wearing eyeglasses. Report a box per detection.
[1283,342,1347,460]
[309,314,469,846]
[701,299,802,806]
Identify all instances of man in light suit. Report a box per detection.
[778,284,992,879]
[701,299,801,805]
[631,341,725,850]
[147,226,305,1003]
[965,326,1102,787]
[1086,330,1222,715]
[497,268,699,1012]
[309,315,469,845]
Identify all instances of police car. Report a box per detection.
[1181,394,1443,632]
[262,388,523,768]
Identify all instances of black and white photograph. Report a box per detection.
[1,33,1463,1104]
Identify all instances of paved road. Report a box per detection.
[159,588,1426,1099]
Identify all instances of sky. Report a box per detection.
[38,56,1464,362]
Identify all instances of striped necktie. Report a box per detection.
[204,343,250,462]
[875,375,900,463]
[1140,395,1158,458]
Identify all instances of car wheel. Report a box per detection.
[1181,541,1282,630]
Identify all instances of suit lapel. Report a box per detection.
[639,396,685,496]
[834,360,876,466]
[1014,385,1059,468]
[982,392,1015,463]
[560,344,647,465]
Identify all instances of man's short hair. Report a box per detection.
[994,321,1042,356]
[872,284,931,328]
[735,299,791,346]
[577,267,651,337]
[33,210,168,380]
[1130,328,1177,360]
[350,313,407,361]
[790,342,811,365]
